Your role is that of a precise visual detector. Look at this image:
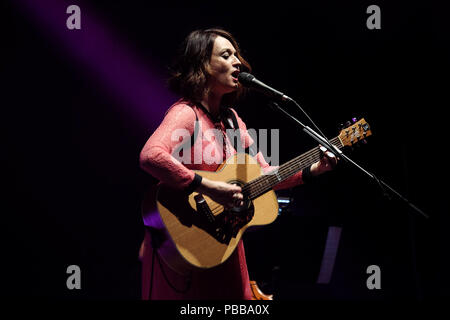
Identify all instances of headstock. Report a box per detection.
[338,118,372,147]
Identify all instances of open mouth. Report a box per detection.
[231,70,240,81]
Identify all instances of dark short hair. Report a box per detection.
[168,28,252,105]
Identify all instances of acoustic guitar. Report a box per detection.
[142,119,371,275]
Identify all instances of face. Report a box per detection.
[206,36,242,96]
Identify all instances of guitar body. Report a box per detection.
[142,153,279,275]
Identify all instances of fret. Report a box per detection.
[245,135,345,200]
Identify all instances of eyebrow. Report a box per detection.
[220,48,236,54]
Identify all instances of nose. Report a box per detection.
[232,55,241,69]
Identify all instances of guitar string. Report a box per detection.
[246,137,343,198]
[208,154,329,214]
[208,145,341,213]
[208,136,342,212]
[208,149,323,214]
[243,136,341,195]
[207,136,343,213]
[245,149,321,193]
[207,138,341,213]
[211,132,364,212]
[244,150,322,199]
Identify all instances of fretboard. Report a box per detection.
[242,136,343,200]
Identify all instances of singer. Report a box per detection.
[138,28,337,300]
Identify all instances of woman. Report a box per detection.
[139,28,337,300]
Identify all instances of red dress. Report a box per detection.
[139,99,304,300]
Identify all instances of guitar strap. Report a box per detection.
[192,103,257,156]
[148,104,257,185]
[223,107,258,157]
[190,107,200,149]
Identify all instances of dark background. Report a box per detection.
[2,0,449,300]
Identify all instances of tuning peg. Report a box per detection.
[345,120,352,128]
[361,139,368,144]
[351,117,358,123]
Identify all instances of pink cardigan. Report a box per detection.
[139,99,304,300]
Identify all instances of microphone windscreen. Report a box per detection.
[237,72,255,86]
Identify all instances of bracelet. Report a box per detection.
[185,173,203,194]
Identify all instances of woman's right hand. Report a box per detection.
[196,177,244,208]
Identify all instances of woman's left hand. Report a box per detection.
[310,146,338,176]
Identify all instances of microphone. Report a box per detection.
[237,72,292,102]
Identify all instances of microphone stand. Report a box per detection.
[268,100,429,219]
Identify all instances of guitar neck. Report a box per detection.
[243,136,343,200]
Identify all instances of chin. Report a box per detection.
[222,86,237,95]
[216,81,238,95]
[230,81,240,90]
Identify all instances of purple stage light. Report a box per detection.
[14,0,176,130]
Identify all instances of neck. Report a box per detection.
[243,136,343,200]
[200,90,223,119]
